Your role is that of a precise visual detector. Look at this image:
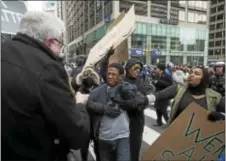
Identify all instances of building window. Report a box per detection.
[217,14,223,20]
[151,36,167,50]
[170,56,183,65]
[209,33,214,39]
[209,42,214,47]
[211,7,216,13]
[215,41,221,46]
[218,5,224,11]
[209,50,214,56]
[179,10,185,21]
[170,37,182,51]
[188,12,195,23]
[210,24,215,30]
[131,34,147,49]
[187,56,204,66]
[216,23,224,29]
[196,40,205,51]
[210,16,216,22]
[216,32,223,38]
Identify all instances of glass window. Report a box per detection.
[188,12,195,23]
[196,40,205,51]
[152,24,157,35]
[170,56,183,65]
[218,5,224,11]
[131,34,147,49]
[216,32,223,38]
[209,50,214,56]
[216,23,224,29]
[187,56,204,66]
[170,37,182,51]
[209,33,214,39]
[151,36,167,50]
[209,42,214,47]
[187,44,195,51]
[188,1,196,8]
[211,7,216,13]
[179,1,186,6]
[179,10,185,21]
[216,41,222,46]
[217,14,223,20]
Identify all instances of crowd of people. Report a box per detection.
[2,11,225,161]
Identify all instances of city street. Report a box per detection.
[86,106,170,161]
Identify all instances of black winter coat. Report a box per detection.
[1,33,90,161]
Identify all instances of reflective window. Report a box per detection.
[151,36,167,50]
[170,56,183,65]
[179,10,185,21]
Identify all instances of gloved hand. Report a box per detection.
[104,102,121,118]
[106,46,115,58]
[208,111,225,121]
[75,92,89,104]
[147,94,156,105]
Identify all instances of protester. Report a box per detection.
[2,11,90,161]
[87,63,131,161]
[124,58,149,161]
[147,66,222,124]
[153,64,172,126]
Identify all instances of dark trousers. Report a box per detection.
[98,138,130,161]
[81,139,100,161]
[129,116,144,161]
[155,102,169,125]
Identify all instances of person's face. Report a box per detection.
[188,68,203,87]
[44,37,64,57]
[107,67,121,87]
[129,64,142,78]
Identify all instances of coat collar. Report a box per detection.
[12,33,63,64]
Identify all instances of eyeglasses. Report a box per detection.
[53,38,64,48]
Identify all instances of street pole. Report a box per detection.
[63,1,68,63]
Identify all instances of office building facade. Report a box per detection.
[208,0,225,63]
[59,1,209,65]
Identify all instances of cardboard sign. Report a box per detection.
[82,5,135,70]
[141,103,225,161]
[107,12,129,64]
[109,39,129,64]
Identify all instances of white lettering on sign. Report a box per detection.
[1,9,23,23]
[1,1,8,9]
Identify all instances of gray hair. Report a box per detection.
[19,11,65,42]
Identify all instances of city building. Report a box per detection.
[59,1,210,65]
[208,0,225,63]
[43,1,57,15]
[1,0,28,42]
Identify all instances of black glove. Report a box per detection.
[106,46,115,58]
[208,111,225,122]
[104,103,121,118]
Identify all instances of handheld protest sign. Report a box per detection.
[141,103,225,161]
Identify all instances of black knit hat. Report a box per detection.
[125,58,143,72]
[108,63,125,75]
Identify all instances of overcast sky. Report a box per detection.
[27,1,43,11]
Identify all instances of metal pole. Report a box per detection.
[63,1,68,63]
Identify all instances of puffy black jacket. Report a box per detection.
[1,33,90,161]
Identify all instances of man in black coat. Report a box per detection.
[153,64,173,126]
[123,58,149,161]
[2,11,90,161]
